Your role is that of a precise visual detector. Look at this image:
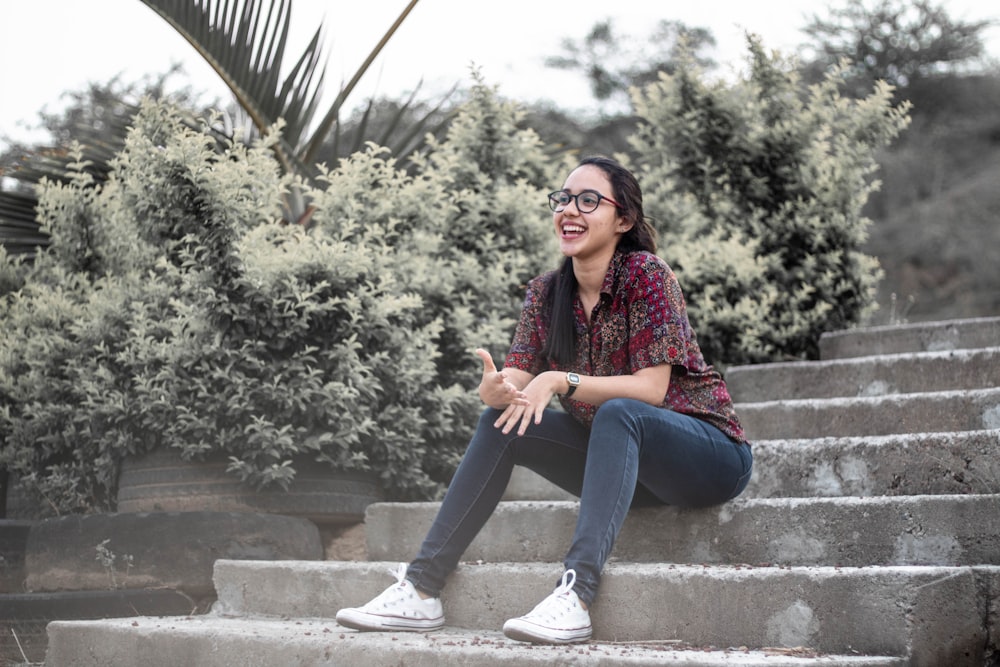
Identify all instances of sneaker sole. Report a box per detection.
[336,610,444,632]
[502,620,591,645]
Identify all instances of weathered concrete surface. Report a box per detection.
[735,387,1000,440]
[746,430,1000,498]
[979,566,1000,667]
[24,511,322,595]
[502,465,576,501]
[818,316,1000,360]
[45,618,908,667]
[3,589,198,664]
[505,431,1000,501]
[726,347,1000,402]
[204,560,996,664]
[361,495,1000,567]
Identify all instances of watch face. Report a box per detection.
[568,373,581,385]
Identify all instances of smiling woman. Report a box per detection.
[335,155,753,644]
[549,163,632,268]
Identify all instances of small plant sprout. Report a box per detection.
[95,539,134,590]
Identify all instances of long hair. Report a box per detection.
[542,156,657,365]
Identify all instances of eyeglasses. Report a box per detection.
[547,190,621,214]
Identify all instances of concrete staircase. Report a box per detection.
[45,316,1000,666]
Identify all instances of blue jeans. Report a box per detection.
[406,398,753,606]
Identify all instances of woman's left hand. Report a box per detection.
[493,371,562,436]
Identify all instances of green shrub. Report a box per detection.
[0,245,26,296]
[631,37,911,362]
[125,222,451,500]
[0,150,156,512]
[0,81,559,514]
[307,76,559,482]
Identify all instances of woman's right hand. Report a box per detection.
[476,348,529,409]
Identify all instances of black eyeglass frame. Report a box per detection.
[547,189,622,214]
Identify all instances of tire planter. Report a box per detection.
[117,449,383,525]
[25,512,323,596]
[0,521,32,594]
[2,474,45,521]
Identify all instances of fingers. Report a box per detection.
[494,404,517,431]
[475,348,537,431]
[475,348,497,375]
[517,407,535,436]
[495,404,518,434]
[494,401,542,436]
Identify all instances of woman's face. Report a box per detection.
[553,165,629,262]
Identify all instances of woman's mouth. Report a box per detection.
[561,223,586,238]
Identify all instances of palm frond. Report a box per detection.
[0,191,48,255]
[0,0,447,251]
[138,0,326,170]
[302,0,421,164]
[0,99,141,260]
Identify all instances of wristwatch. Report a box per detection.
[564,372,581,398]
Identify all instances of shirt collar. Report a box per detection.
[599,249,628,298]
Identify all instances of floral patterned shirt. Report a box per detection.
[504,250,748,444]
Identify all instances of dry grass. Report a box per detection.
[3,624,46,666]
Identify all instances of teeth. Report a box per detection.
[563,225,585,234]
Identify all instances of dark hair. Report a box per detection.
[541,156,657,365]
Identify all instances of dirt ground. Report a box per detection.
[321,522,367,561]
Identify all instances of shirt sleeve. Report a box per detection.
[627,255,692,374]
[504,274,551,375]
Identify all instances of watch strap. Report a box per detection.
[564,372,580,397]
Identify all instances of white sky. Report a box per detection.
[2,0,998,148]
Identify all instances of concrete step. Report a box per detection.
[2,588,198,664]
[362,495,1000,567]
[736,387,1000,440]
[746,430,1000,498]
[203,559,997,664]
[818,316,1000,360]
[725,347,1000,403]
[502,465,576,501]
[44,617,908,667]
[504,430,1000,503]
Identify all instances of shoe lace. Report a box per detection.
[524,569,580,622]
[389,562,408,585]
[363,563,411,610]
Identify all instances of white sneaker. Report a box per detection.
[502,569,592,644]
[335,563,444,632]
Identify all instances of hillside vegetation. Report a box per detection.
[864,80,1000,324]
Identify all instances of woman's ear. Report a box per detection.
[617,211,634,233]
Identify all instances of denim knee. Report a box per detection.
[592,397,642,432]
[594,397,632,419]
[477,406,503,427]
